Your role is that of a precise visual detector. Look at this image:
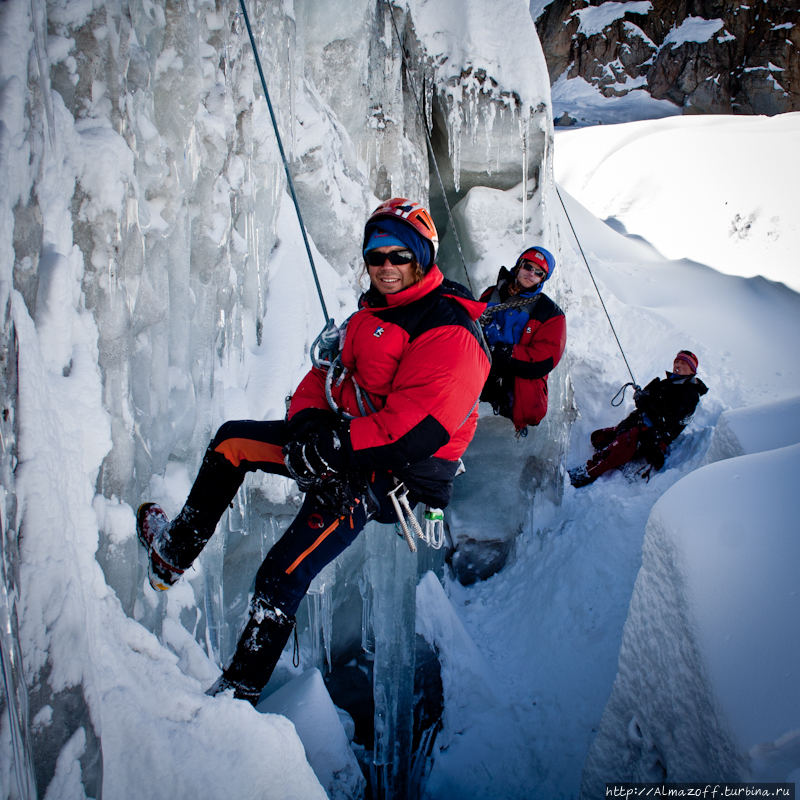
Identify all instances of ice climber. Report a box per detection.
[137,198,491,704]
[479,246,567,435]
[568,350,708,487]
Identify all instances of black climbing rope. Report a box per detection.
[555,184,637,388]
[238,0,330,324]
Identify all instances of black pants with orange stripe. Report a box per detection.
[160,419,397,616]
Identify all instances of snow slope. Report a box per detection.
[555,113,800,293]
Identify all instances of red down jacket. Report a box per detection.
[480,268,567,431]
[289,266,490,507]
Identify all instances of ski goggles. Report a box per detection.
[518,263,547,278]
[365,249,415,267]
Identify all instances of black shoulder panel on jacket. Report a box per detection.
[527,293,565,324]
[372,285,485,352]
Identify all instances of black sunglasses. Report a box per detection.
[518,263,547,278]
[365,249,415,267]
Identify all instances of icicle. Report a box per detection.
[522,114,529,247]
[307,562,336,671]
[366,521,418,799]
[29,0,56,150]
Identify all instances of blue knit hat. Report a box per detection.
[363,218,432,271]
[364,228,408,252]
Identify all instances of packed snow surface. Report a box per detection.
[555,113,800,293]
[581,443,800,793]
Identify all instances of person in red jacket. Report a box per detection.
[479,246,567,435]
[136,198,490,704]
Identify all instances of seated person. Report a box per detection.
[479,246,567,435]
[568,350,707,487]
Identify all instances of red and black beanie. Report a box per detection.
[675,350,699,373]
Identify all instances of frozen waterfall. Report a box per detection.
[0,0,563,797]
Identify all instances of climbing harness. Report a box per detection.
[238,0,330,325]
[555,185,637,388]
[384,0,475,297]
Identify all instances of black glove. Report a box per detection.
[283,427,345,491]
[490,342,514,368]
[637,428,666,470]
[633,385,647,404]
[286,408,340,443]
[312,475,364,516]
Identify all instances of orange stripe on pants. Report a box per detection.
[285,517,343,575]
[214,438,285,468]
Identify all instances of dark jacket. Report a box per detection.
[288,267,490,507]
[479,267,566,430]
[616,372,708,469]
[634,373,708,445]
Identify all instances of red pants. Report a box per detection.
[585,424,647,480]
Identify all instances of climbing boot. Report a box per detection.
[206,598,296,706]
[156,446,245,569]
[568,466,596,488]
[136,503,185,591]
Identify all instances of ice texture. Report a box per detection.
[257,667,366,800]
[0,0,555,795]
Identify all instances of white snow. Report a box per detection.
[663,16,726,48]
[551,72,682,126]
[581,444,800,791]
[257,669,366,800]
[555,113,800,293]
[407,0,551,115]
[573,1,653,37]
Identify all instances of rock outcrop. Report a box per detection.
[533,0,799,117]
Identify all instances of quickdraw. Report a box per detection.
[389,483,446,552]
[388,482,425,552]
[310,317,377,421]
[423,507,445,549]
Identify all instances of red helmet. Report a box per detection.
[366,198,439,265]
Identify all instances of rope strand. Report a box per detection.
[555,185,637,386]
[238,0,330,324]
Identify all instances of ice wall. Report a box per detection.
[0,0,556,796]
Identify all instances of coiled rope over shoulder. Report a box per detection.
[479,294,541,326]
